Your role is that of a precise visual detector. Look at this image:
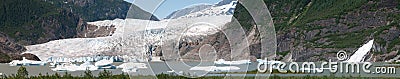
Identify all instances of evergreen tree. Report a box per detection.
[16,66,28,78]
[84,69,94,79]
[53,72,61,78]
[99,69,112,79]
[63,72,73,79]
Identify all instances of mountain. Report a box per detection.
[29,0,400,62]
[165,0,237,19]
[171,0,400,62]
[3,0,399,62]
[0,0,158,62]
[125,4,160,21]
[45,0,159,21]
[165,4,213,19]
[264,0,400,62]
[216,0,236,6]
[0,33,25,62]
[0,0,159,45]
[231,0,399,61]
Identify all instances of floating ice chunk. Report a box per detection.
[214,59,251,65]
[95,59,113,67]
[9,57,46,66]
[189,66,240,71]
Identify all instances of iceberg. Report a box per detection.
[189,66,240,71]
[76,62,98,71]
[117,62,147,73]
[214,59,251,65]
[9,57,46,66]
[121,68,138,73]
[51,62,98,71]
[150,56,163,62]
[94,59,113,67]
[117,62,147,69]
[94,59,116,69]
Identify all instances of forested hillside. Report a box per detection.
[236,0,400,61]
[0,0,158,62]
[176,0,400,62]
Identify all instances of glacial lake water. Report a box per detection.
[0,62,399,77]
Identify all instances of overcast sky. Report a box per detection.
[124,0,221,19]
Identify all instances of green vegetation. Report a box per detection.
[397,0,400,10]
[45,0,136,22]
[318,31,369,48]
[233,0,311,31]
[0,0,158,45]
[277,51,290,57]
[0,0,54,41]
[16,66,28,78]
[264,0,311,31]
[228,69,301,74]
[98,69,113,78]
[2,67,400,79]
[388,38,400,51]
[0,0,79,45]
[0,53,10,61]
[233,3,254,31]
[293,0,368,26]
[1,66,130,79]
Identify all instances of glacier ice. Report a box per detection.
[23,15,233,62]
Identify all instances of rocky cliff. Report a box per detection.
[175,0,400,62]
[275,0,400,62]
[0,33,40,62]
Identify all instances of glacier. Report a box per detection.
[23,15,233,62]
[23,0,238,62]
[345,39,374,62]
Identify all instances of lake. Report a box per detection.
[0,62,399,77]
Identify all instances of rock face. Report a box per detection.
[285,0,400,62]
[0,32,26,62]
[273,0,400,62]
[76,24,116,38]
[21,53,41,61]
[175,0,400,62]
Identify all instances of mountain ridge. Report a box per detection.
[0,0,159,63]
